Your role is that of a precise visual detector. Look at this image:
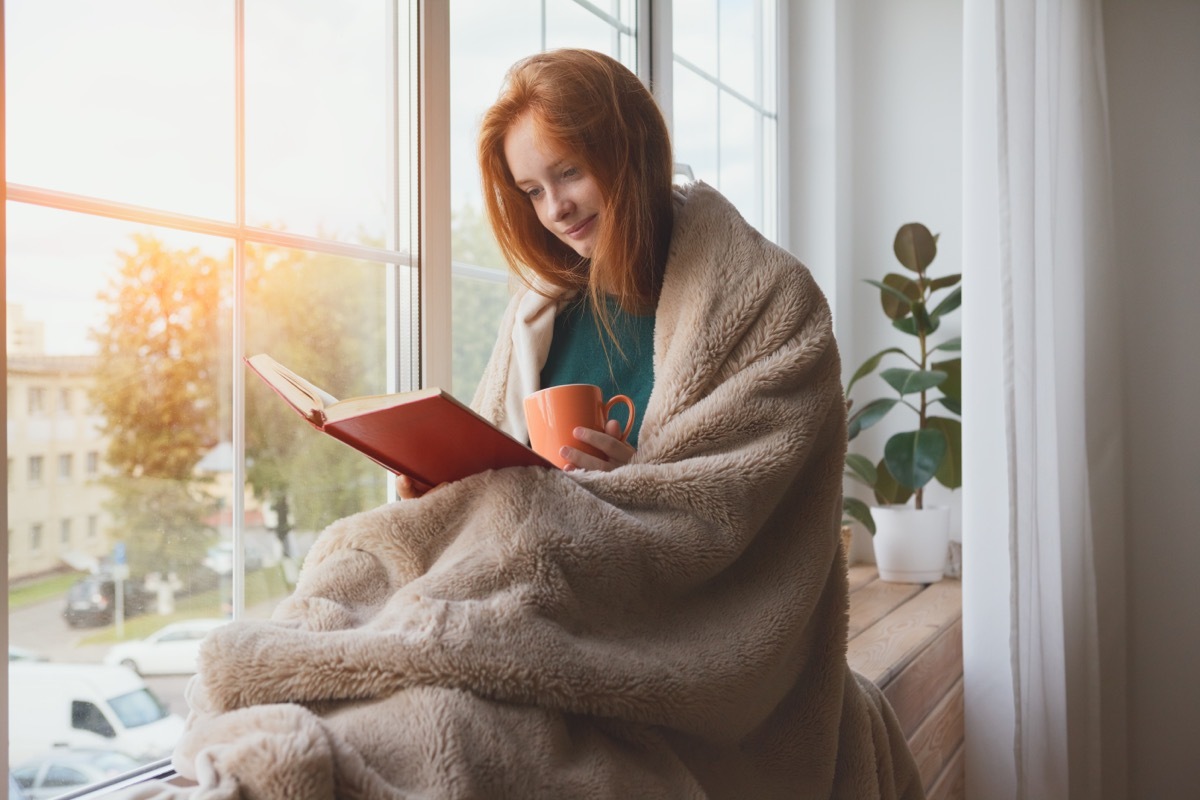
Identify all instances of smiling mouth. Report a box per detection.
[564,215,596,238]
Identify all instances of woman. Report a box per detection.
[163,50,923,800]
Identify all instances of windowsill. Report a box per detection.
[845,564,964,800]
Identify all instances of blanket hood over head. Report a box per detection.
[124,181,922,799]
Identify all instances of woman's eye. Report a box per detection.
[525,187,542,199]
[562,167,578,179]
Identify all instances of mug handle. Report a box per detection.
[603,395,637,442]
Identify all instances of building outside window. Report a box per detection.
[60,518,73,546]
[30,523,43,552]
[58,453,74,481]
[86,451,100,477]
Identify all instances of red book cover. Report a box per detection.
[245,354,551,487]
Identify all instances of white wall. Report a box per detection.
[787,0,964,564]
[1104,0,1200,795]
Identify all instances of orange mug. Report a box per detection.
[523,384,636,469]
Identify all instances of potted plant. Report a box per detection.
[842,222,962,583]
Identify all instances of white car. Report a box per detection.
[12,749,142,800]
[103,618,227,676]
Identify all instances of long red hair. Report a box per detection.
[478,49,674,321]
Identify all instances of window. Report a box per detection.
[28,386,46,415]
[448,1,641,403]
[28,455,44,483]
[8,0,422,777]
[671,0,779,240]
[71,700,117,739]
[8,2,784,790]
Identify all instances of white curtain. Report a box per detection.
[962,1,1127,798]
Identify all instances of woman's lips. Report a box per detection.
[565,215,596,238]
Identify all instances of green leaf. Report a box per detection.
[884,428,947,491]
[932,357,961,404]
[873,458,914,506]
[892,311,940,337]
[930,285,962,318]
[866,274,919,320]
[893,222,938,274]
[930,336,961,353]
[936,396,962,415]
[927,416,963,490]
[843,496,876,535]
[928,273,962,292]
[844,453,878,487]
[845,346,910,397]
[880,367,947,396]
[848,398,901,439]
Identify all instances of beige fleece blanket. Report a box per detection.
[126,182,922,799]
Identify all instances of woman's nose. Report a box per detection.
[548,190,574,220]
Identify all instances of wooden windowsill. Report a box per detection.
[846,564,964,800]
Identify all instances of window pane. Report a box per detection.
[673,0,718,75]
[717,0,760,102]
[719,96,759,227]
[244,0,392,245]
[671,65,720,183]
[448,0,639,400]
[242,246,393,588]
[5,0,235,219]
[8,203,232,760]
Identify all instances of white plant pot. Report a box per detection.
[872,505,951,584]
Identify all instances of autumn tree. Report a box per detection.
[89,235,226,579]
[242,244,390,549]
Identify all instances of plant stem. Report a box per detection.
[916,273,929,510]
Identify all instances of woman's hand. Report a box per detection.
[561,419,636,472]
[396,473,438,500]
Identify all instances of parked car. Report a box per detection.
[62,574,153,628]
[12,748,142,800]
[102,618,228,676]
[9,645,48,662]
[9,770,28,800]
[8,662,185,765]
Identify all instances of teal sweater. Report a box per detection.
[539,295,655,448]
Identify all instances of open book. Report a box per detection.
[244,353,552,488]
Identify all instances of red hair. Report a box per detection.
[478,49,674,321]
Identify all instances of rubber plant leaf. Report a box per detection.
[843,496,876,535]
[847,397,900,440]
[872,458,914,506]
[844,453,878,487]
[893,222,938,274]
[846,346,910,397]
[884,428,948,491]
[927,416,963,490]
[930,285,962,319]
[931,336,961,353]
[880,366,947,396]
[928,273,962,292]
[932,357,962,404]
[866,274,919,321]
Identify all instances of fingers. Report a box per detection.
[560,421,636,472]
[395,473,433,500]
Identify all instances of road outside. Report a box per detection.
[9,592,282,718]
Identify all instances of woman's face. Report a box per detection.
[503,114,604,259]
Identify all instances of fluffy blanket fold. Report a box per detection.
[125,182,922,799]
